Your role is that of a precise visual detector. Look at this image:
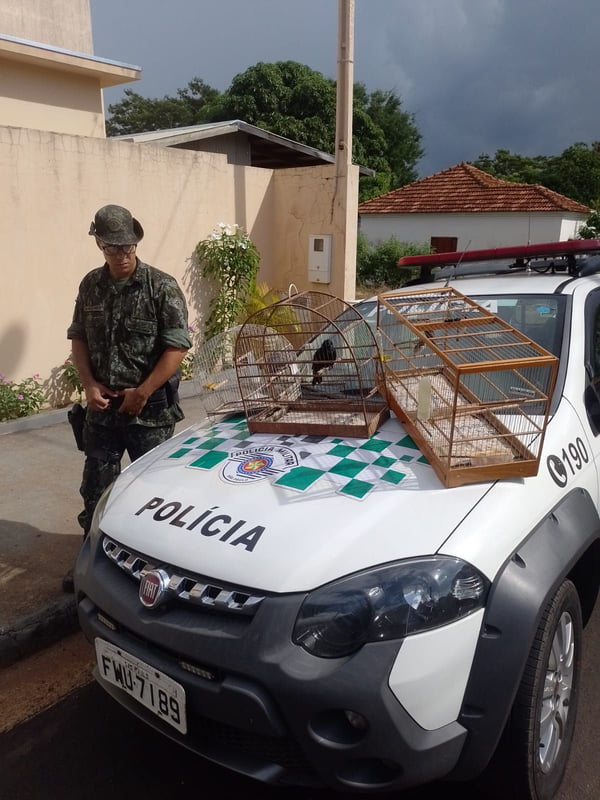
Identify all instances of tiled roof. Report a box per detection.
[358,163,590,215]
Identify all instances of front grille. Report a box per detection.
[189,714,313,773]
[102,536,265,616]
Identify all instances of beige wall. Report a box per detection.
[0,3,139,140]
[0,0,93,53]
[0,126,358,405]
[271,166,358,300]
[0,58,106,137]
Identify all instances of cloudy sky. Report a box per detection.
[90,0,599,178]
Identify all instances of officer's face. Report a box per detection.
[97,240,138,279]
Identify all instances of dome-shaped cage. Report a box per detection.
[234,291,389,437]
[192,325,246,417]
[193,324,266,417]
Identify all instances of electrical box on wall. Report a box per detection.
[308,234,332,284]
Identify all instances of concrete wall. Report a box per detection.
[0,2,139,140]
[0,0,93,52]
[0,126,355,404]
[0,59,106,137]
[359,212,586,251]
[271,165,358,300]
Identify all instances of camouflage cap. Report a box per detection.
[88,204,144,245]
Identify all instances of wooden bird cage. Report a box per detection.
[234,291,389,437]
[377,286,559,487]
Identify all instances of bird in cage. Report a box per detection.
[312,338,337,385]
[413,329,434,356]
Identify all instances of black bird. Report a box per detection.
[312,338,337,385]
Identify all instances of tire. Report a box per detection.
[481,579,582,800]
[530,263,552,274]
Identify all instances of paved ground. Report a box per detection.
[0,385,205,667]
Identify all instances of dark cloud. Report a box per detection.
[91,0,600,177]
[364,0,600,172]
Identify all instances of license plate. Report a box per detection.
[95,638,187,734]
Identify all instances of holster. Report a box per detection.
[143,371,180,412]
[68,402,86,451]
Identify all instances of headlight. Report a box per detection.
[293,557,489,658]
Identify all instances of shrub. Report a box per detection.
[0,374,46,421]
[579,210,600,239]
[356,234,431,288]
[195,223,261,339]
[180,325,198,381]
[59,356,84,402]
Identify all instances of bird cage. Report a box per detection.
[234,290,389,437]
[377,286,559,487]
[193,325,250,417]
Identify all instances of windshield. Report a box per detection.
[473,294,566,357]
[354,294,566,358]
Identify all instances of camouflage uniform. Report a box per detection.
[67,260,192,533]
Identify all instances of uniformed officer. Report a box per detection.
[65,205,192,589]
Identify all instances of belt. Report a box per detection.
[107,385,168,410]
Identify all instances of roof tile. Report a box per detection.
[358,163,590,215]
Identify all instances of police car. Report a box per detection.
[75,239,600,800]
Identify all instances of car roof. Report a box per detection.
[421,272,573,296]
[358,272,600,314]
[389,269,600,300]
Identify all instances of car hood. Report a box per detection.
[99,414,493,593]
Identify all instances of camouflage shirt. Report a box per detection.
[67,260,192,426]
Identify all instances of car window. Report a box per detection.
[592,306,600,380]
[353,299,377,324]
[474,294,565,357]
[583,289,600,436]
[584,292,600,388]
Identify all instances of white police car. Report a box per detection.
[75,240,600,800]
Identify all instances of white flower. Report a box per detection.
[203,223,254,252]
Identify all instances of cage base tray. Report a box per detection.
[247,402,389,439]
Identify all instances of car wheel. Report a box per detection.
[482,579,582,800]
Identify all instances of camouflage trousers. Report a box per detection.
[78,418,175,535]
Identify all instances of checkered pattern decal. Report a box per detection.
[166,416,429,500]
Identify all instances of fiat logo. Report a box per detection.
[139,569,170,609]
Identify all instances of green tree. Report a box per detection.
[354,86,422,198]
[541,143,600,207]
[472,143,600,207]
[471,149,549,184]
[209,61,338,152]
[106,78,219,136]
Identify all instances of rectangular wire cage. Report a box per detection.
[377,286,559,487]
[234,291,389,438]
